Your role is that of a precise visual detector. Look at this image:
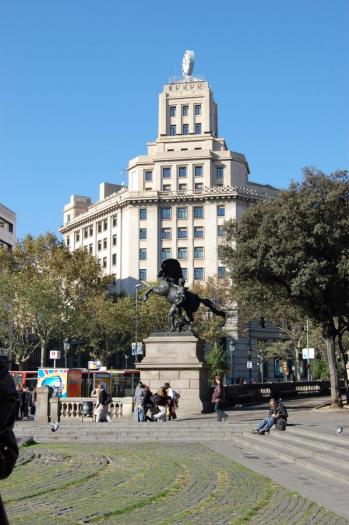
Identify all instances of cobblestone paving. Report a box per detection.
[2,443,347,525]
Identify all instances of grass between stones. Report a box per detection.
[1,443,347,525]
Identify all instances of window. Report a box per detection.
[161,228,171,239]
[139,269,147,281]
[170,125,176,136]
[216,166,224,179]
[217,225,225,237]
[162,167,171,179]
[102,257,107,268]
[178,166,187,178]
[195,104,201,115]
[182,124,189,135]
[103,238,107,249]
[84,228,88,239]
[218,266,226,278]
[89,226,93,236]
[193,206,204,219]
[177,247,187,259]
[139,228,147,240]
[97,222,102,233]
[194,165,203,177]
[217,205,225,217]
[194,247,204,259]
[178,183,187,191]
[112,253,117,266]
[177,227,187,239]
[145,170,153,182]
[195,123,201,134]
[161,248,171,260]
[66,236,70,247]
[194,267,204,280]
[139,248,147,260]
[182,268,188,280]
[97,240,102,251]
[97,258,101,264]
[112,215,117,227]
[160,207,171,220]
[139,208,147,220]
[194,226,204,238]
[162,184,171,192]
[195,182,203,191]
[76,231,80,242]
[177,207,187,219]
[103,219,107,231]
[111,274,117,285]
[84,245,88,252]
[182,105,189,116]
[89,244,93,254]
[169,106,176,117]
[112,234,117,246]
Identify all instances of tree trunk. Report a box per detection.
[40,340,46,368]
[337,334,349,403]
[325,335,343,408]
[295,343,302,381]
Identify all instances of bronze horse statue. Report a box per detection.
[143,259,226,332]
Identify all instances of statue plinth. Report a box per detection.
[136,332,210,416]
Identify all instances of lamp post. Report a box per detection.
[63,337,70,368]
[228,340,236,385]
[125,354,129,370]
[248,351,252,383]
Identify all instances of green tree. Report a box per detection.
[220,168,349,407]
[206,342,229,382]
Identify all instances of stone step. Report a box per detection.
[287,427,349,448]
[231,432,349,485]
[270,430,349,459]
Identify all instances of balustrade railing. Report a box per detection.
[57,397,133,421]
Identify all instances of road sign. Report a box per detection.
[246,361,253,369]
[88,360,99,370]
[50,350,61,360]
[302,348,315,359]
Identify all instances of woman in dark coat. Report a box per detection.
[211,376,228,422]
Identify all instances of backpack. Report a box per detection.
[276,418,286,431]
[105,394,113,405]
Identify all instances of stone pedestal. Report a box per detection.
[136,333,210,416]
[35,386,50,423]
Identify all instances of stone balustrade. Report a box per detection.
[56,397,133,422]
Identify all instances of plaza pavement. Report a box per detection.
[14,396,349,522]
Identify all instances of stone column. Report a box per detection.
[136,333,210,416]
[35,386,50,423]
[49,397,60,423]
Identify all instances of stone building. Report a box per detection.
[60,55,293,382]
[0,203,16,252]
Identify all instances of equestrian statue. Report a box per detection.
[143,259,226,332]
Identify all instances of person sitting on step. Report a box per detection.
[253,398,288,435]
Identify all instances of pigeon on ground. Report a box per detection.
[336,425,343,435]
[50,422,59,432]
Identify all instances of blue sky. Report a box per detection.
[1,0,348,239]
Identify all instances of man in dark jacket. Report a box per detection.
[0,357,19,524]
[253,398,288,434]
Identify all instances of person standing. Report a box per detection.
[91,383,109,423]
[212,376,228,422]
[0,357,19,525]
[143,385,154,422]
[133,382,146,422]
[153,387,171,422]
[163,382,180,420]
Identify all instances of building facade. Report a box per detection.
[60,57,290,382]
[0,203,16,251]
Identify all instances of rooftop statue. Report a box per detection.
[182,50,195,77]
[143,259,226,332]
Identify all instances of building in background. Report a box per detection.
[0,203,16,251]
[60,54,294,382]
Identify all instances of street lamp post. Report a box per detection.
[125,354,129,370]
[134,283,143,363]
[248,351,252,383]
[63,337,70,368]
[228,340,236,385]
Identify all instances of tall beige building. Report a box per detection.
[60,56,287,382]
[0,203,16,251]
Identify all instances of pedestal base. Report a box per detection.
[136,333,210,416]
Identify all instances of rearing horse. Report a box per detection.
[143,259,226,332]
